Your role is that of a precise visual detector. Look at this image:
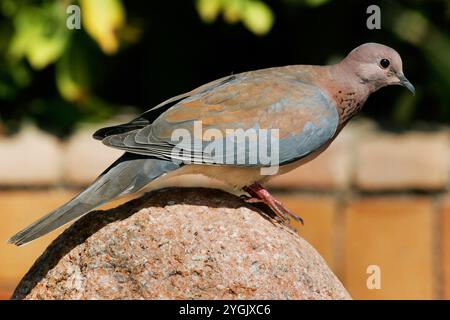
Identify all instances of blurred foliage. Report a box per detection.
[0,0,139,135]
[0,0,449,137]
[196,0,274,35]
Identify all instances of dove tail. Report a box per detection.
[8,153,180,246]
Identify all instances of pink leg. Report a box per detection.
[243,182,304,225]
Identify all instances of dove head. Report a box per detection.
[342,43,415,95]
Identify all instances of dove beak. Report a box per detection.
[398,74,415,95]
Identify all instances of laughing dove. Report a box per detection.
[9,43,414,246]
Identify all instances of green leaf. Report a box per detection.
[223,0,244,24]
[56,47,90,103]
[8,3,69,69]
[1,0,18,17]
[196,0,222,23]
[81,0,125,54]
[303,0,331,7]
[393,10,428,45]
[242,0,274,36]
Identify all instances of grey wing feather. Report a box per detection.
[100,86,339,167]
[8,154,179,246]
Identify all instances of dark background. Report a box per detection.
[0,0,449,137]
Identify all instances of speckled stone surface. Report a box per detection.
[12,188,351,300]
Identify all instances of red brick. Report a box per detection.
[343,197,434,299]
[355,131,449,191]
[0,288,11,300]
[442,197,450,299]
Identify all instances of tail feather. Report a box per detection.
[8,153,179,246]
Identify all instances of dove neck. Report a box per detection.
[335,58,379,95]
[319,62,371,127]
[331,61,371,94]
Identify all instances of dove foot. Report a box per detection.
[242,182,304,226]
[240,194,263,204]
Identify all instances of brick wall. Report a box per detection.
[0,119,449,299]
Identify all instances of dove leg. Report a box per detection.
[243,182,304,225]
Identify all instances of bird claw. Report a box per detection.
[240,195,263,204]
[274,201,304,225]
[242,182,304,227]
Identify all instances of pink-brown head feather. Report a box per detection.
[340,43,415,94]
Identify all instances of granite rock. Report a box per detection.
[13,188,350,300]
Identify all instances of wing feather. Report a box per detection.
[100,68,339,167]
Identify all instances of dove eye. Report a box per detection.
[380,58,390,69]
